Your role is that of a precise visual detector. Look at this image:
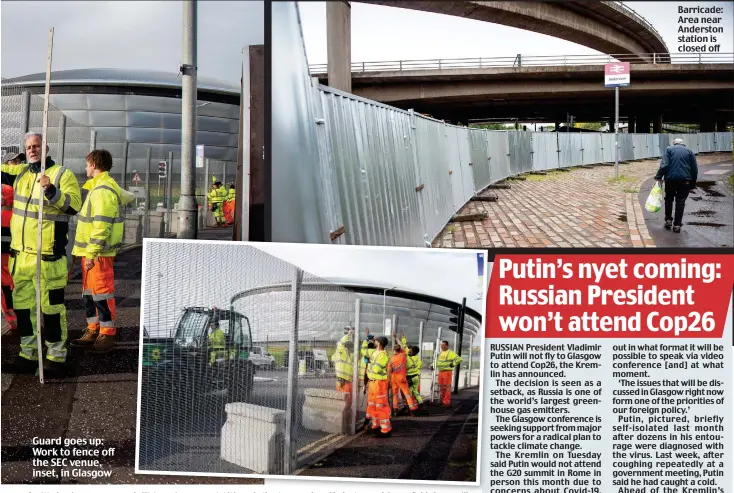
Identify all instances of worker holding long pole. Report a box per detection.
[1,29,81,381]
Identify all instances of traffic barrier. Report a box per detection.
[302,388,351,435]
[220,403,286,474]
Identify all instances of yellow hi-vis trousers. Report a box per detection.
[9,251,68,362]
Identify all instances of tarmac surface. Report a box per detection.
[1,226,263,485]
[299,389,480,481]
[638,160,733,247]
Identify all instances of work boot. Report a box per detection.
[664,219,672,230]
[89,334,115,353]
[673,225,681,233]
[43,358,65,375]
[11,355,38,373]
[376,430,392,439]
[71,329,98,346]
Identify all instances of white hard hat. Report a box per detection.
[673,138,683,144]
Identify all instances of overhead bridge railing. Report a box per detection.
[308,53,734,74]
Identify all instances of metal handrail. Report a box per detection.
[308,53,734,74]
[614,2,666,44]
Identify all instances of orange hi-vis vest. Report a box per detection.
[389,352,408,376]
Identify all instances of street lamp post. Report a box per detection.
[382,286,397,349]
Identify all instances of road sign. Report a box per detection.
[384,318,392,336]
[133,173,141,184]
[604,62,630,87]
[196,145,204,168]
[422,342,434,352]
[130,187,146,199]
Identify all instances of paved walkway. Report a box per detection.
[299,389,480,481]
[639,160,733,248]
[433,152,732,248]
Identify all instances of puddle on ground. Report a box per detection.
[685,222,726,228]
[691,210,716,217]
[696,182,726,198]
[617,214,627,222]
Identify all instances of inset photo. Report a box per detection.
[136,240,485,483]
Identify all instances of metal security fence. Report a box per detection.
[272,2,733,247]
[137,241,482,477]
[1,79,234,239]
[303,82,733,247]
[2,80,162,255]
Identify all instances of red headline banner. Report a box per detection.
[486,254,734,339]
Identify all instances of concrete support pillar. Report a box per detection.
[699,111,716,132]
[554,121,561,131]
[653,115,663,133]
[628,115,635,134]
[327,1,351,92]
[637,116,650,134]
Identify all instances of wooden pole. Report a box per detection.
[36,27,54,384]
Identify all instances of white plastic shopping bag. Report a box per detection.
[645,181,663,213]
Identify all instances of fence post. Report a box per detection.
[453,297,466,394]
[284,267,303,475]
[391,314,398,352]
[204,158,210,228]
[144,147,151,238]
[90,130,97,152]
[121,141,129,189]
[417,321,424,367]
[57,115,66,164]
[350,297,361,435]
[166,151,174,234]
[430,327,442,403]
[468,335,474,387]
[223,162,227,186]
[20,91,31,149]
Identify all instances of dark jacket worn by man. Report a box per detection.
[654,140,698,231]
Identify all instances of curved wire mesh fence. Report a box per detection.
[137,241,482,477]
[1,79,239,241]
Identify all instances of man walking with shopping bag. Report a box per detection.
[654,138,698,233]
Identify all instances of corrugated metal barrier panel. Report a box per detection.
[581,133,603,165]
[632,134,648,160]
[508,131,533,174]
[445,125,465,214]
[715,132,733,152]
[699,132,715,153]
[469,129,491,191]
[533,132,558,171]
[602,134,616,163]
[558,133,576,168]
[456,126,476,203]
[414,116,455,243]
[646,134,659,159]
[488,131,511,182]
[619,133,634,162]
